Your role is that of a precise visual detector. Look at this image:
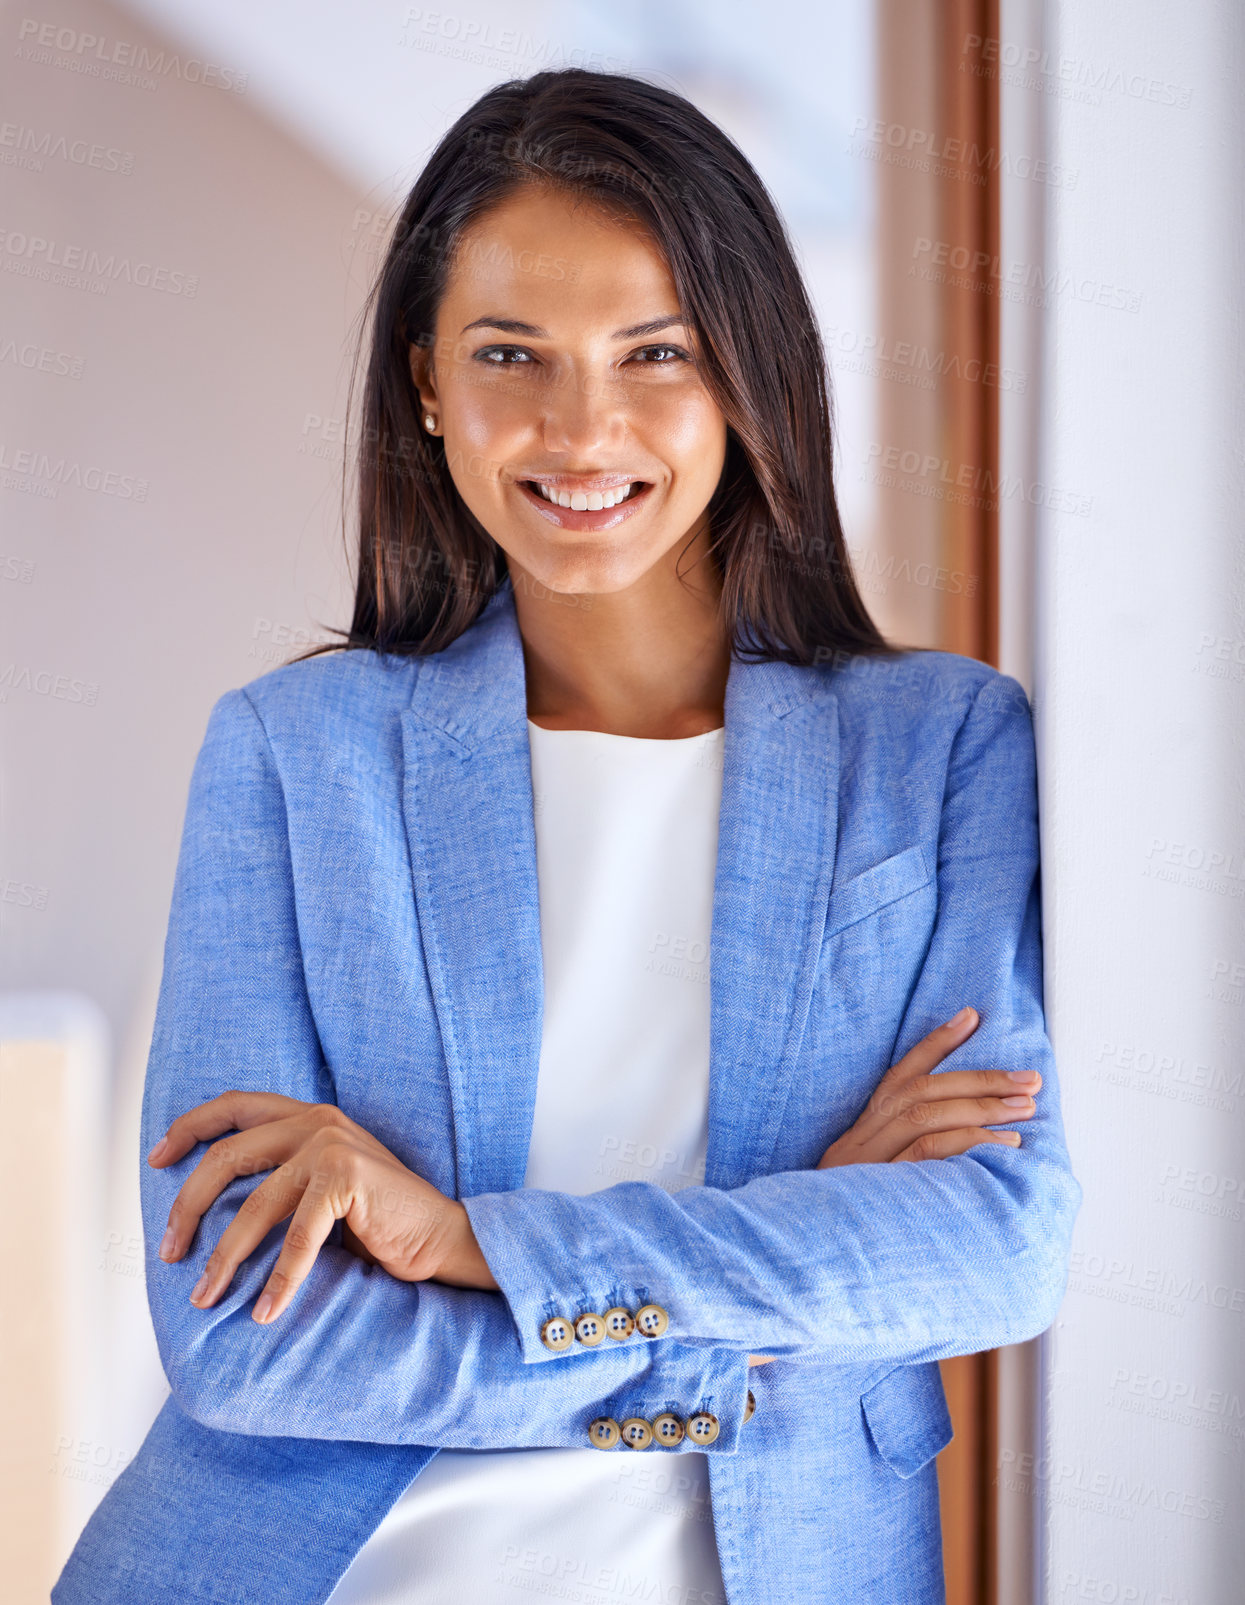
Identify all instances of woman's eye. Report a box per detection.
[475,346,533,365]
[631,344,690,365]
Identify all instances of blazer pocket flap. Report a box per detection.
[825,844,934,938]
[861,1362,953,1478]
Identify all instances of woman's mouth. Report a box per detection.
[516,477,653,530]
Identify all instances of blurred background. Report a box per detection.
[2,1,1241,1601]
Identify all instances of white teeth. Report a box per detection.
[532,481,640,509]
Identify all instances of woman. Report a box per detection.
[54,68,1080,1605]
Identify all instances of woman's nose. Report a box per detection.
[538,366,628,457]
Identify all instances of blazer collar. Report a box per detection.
[399,579,840,1197]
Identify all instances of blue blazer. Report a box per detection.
[54,579,1081,1605]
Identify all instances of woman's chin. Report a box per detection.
[506,549,656,602]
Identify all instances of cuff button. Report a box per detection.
[588,1417,621,1449]
[620,1417,654,1450]
[744,1389,756,1424]
[603,1306,635,1340]
[652,1412,685,1446]
[687,1411,720,1445]
[540,1316,574,1352]
[574,1313,606,1346]
[635,1303,669,1338]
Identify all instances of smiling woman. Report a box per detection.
[52,66,1080,1605]
[408,183,729,670]
[337,69,892,684]
[403,182,733,736]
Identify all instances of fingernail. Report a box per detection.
[190,1273,210,1304]
[1002,1095,1034,1108]
[950,1006,974,1026]
[253,1293,273,1323]
[1007,1070,1039,1083]
[159,1228,177,1261]
[148,1137,168,1164]
[1003,1132,1022,1145]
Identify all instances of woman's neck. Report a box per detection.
[509,542,730,740]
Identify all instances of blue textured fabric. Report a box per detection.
[53,578,1081,1604]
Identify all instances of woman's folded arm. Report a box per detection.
[463,675,1084,1368]
[149,1176,750,1448]
[141,687,750,1449]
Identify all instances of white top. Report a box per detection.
[327,719,728,1605]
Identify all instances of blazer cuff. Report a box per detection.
[462,1189,753,1448]
[588,1341,754,1456]
[463,1188,669,1365]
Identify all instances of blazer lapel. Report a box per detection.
[705,657,841,1190]
[399,581,842,1201]
[399,584,543,1199]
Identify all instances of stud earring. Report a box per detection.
[424,414,436,431]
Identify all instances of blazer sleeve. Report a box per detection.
[462,672,1084,1367]
[140,687,751,1447]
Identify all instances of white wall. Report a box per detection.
[1033,3,1245,1600]
[0,0,368,1575]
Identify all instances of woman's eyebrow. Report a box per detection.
[459,314,687,339]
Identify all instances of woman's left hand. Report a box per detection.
[148,1090,499,1323]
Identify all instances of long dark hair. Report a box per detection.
[296,67,898,668]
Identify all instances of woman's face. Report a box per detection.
[410,184,728,597]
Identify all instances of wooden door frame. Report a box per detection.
[934,3,1001,1600]
[876,2,1002,1601]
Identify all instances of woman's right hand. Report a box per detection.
[747,1007,1041,1368]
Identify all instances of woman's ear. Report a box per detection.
[407,343,439,421]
